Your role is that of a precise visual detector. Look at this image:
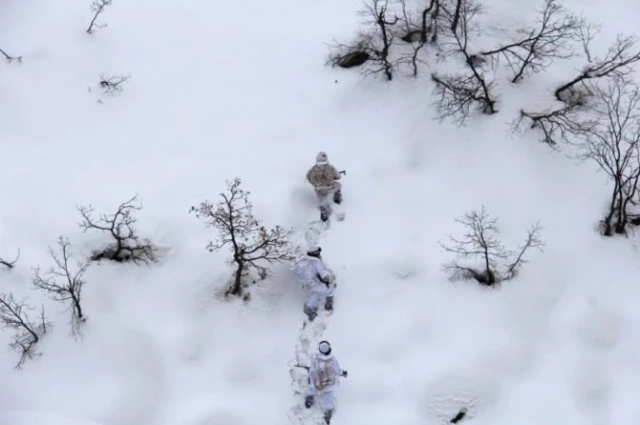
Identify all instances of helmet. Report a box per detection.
[316,152,328,163]
[307,245,322,255]
[319,340,332,355]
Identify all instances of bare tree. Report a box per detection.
[32,237,89,336]
[86,0,113,34]
[431,0,496,124]
[481,0,586,83]
[422,0,441,43]
[98,74,131,96]
[398,0,441,44]
[190,178,294,299]
[78,194,156,264]
[555,33,640,102]
[328,0,399,80]
[0,48,22,63]
[0,248,20,269]
[514,103,596,147]
[440,207,544,285]
[395,0,429,76]
[577,77,640,235]
[0,293,50,369]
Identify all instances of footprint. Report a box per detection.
[197,412,245,425]
[108,330,167,425]
[424,372,502,424]
[572,365,611,420]
[223,357,261,386]
[575,301,624,351]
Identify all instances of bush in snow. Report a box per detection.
[0,294,51,369]
[0,293,51,369]
[0,248,20,269]
[32,236,90,336]
[576,77,640,236]
[98,74,131,97]
[0,48,22,63]
[397,0,441,44]
[190,178,295,300]
[327,0,399,80]
[431,0,497,124]
[440,207,544,286]
[78,194,157,264]
[481,0,588,84]
[86,0,113,34]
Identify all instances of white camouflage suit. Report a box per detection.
[307,352,345,415]
[293,254,334,315]
[306,152,342,220]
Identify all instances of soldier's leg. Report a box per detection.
[319,391,336,424]
[305,384,317,408]
[304,290,320,321]
[332,182,342,204]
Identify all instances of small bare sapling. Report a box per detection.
[481,0,586,83]
[190,178,294,299]
[431,0,497,124]
[0,248,20,269]
[440,207,544,285]
[327,0,399,80]
[514,103,597,147]
[577,77,640,236]
[0,48,22,63]
[98,74,131,97]
[87,0,113,34]
[32,237,89,336]
[0,293,50,369]
[78,194,157,264]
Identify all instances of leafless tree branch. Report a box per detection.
[481,0,587,83]
[32,237,89,336]
[78,194,157,264]
[440,206,544,285]
[98,74,131,97]
[86,0,113,34]
[555,33,640,102]
[0,48,22,63]
[0,293,51,369]
[431,0,496,124]
[191,178,295,299]
[327,0,400,80]
[513,103,597,146]
[0,248,20,269]
[576,76,640,235]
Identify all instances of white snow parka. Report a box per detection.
[309,354,344,393]
[294,255,331,285]
[306,162,341,195]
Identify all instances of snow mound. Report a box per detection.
[572,367,612,414]
[575,304,625,351]
[0,411,104,425]
[424,371,502,423]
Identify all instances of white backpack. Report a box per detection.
[314,358,336,391]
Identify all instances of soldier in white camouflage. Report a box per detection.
[305,341,348,424]
[306,152,343,222]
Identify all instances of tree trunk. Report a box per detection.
[72,293,84,320]
[229,261,245,296]
[603,184,620,236]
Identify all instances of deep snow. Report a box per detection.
[2,0,640,424]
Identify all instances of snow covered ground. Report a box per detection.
[2,0,640,424]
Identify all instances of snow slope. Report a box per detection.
[2,0,640,424]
